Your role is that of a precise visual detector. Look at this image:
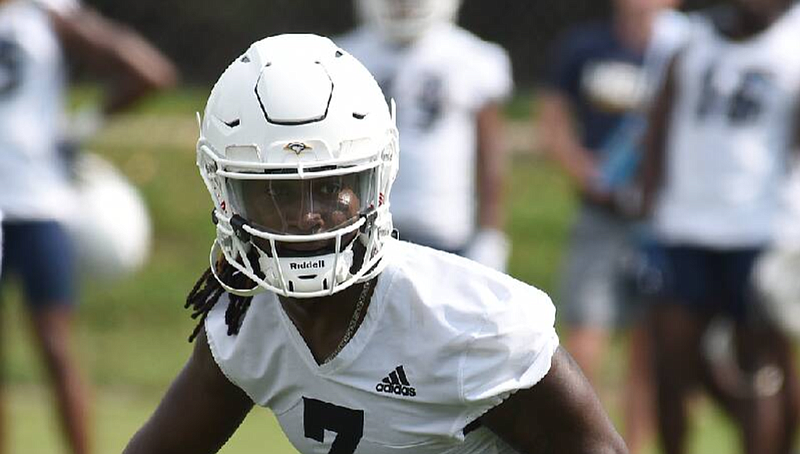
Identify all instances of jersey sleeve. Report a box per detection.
[470,43,513,106]
[454,278,559,433]
[641,10,691,104]
[204,292,284,406]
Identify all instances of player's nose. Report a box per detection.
[297,212,325,234]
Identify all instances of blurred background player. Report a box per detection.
[0,1,177,453]
[537,0,685,452]
[337,0,513,271]
[640,0,800,453]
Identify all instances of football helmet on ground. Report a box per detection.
[197,34,399,299]
[355,0,462,43]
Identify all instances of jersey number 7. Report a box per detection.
[303,397,364,454]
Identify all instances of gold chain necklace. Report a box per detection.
[322,279,372,365]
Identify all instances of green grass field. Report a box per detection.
[3,90,739,453]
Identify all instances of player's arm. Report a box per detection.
[47,5,179,114]
[476,101,507,232]
[122,331,254,454]
[538,90,607,204]
[465,101,511,268]
[638,54,678,217]
[481,346,628,454]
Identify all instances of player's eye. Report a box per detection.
[317,180,343,196]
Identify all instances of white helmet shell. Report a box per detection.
[355,0,462,44]
[197,34,399,299]
[754,248,800,338]
[66,153,152,282]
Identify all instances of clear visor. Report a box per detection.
[227,167,377,238]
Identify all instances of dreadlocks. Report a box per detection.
[185,262,255,343]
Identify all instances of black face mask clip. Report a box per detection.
[230,215,252,242]
[359,208,379,234]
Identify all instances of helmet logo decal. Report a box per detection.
[290,259,325,270]
[285,142,312,154]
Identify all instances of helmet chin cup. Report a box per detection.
[258,247,354,295]
[213,209,372,298]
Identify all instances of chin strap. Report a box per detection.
[209,240,263,297]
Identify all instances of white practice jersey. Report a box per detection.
[337,25,513,250]
[206,240,559,454]
[642,9,691,104]
[0,0,79,220]
[653,5,800,248]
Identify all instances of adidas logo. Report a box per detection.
[375,365,416,397]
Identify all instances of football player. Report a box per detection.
[640,0,800,453]
[0,1,177,453]
[336,0,512,271]
[122,34,627,454]
[537,0,685,452]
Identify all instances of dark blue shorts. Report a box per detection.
[1,220,77,309]
[654,244,763,322]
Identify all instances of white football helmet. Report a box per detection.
[355,0,462,43]
[66,153,152,282]
[197,34,399,299]
[754,248,800,338]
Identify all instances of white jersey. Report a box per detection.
[642,9,691,104]
[653,5,800,248]
[0,0,79,220]
[206,240,559,454]
[337,25,513,250]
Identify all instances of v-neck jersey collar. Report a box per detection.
[274,264,399,375]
